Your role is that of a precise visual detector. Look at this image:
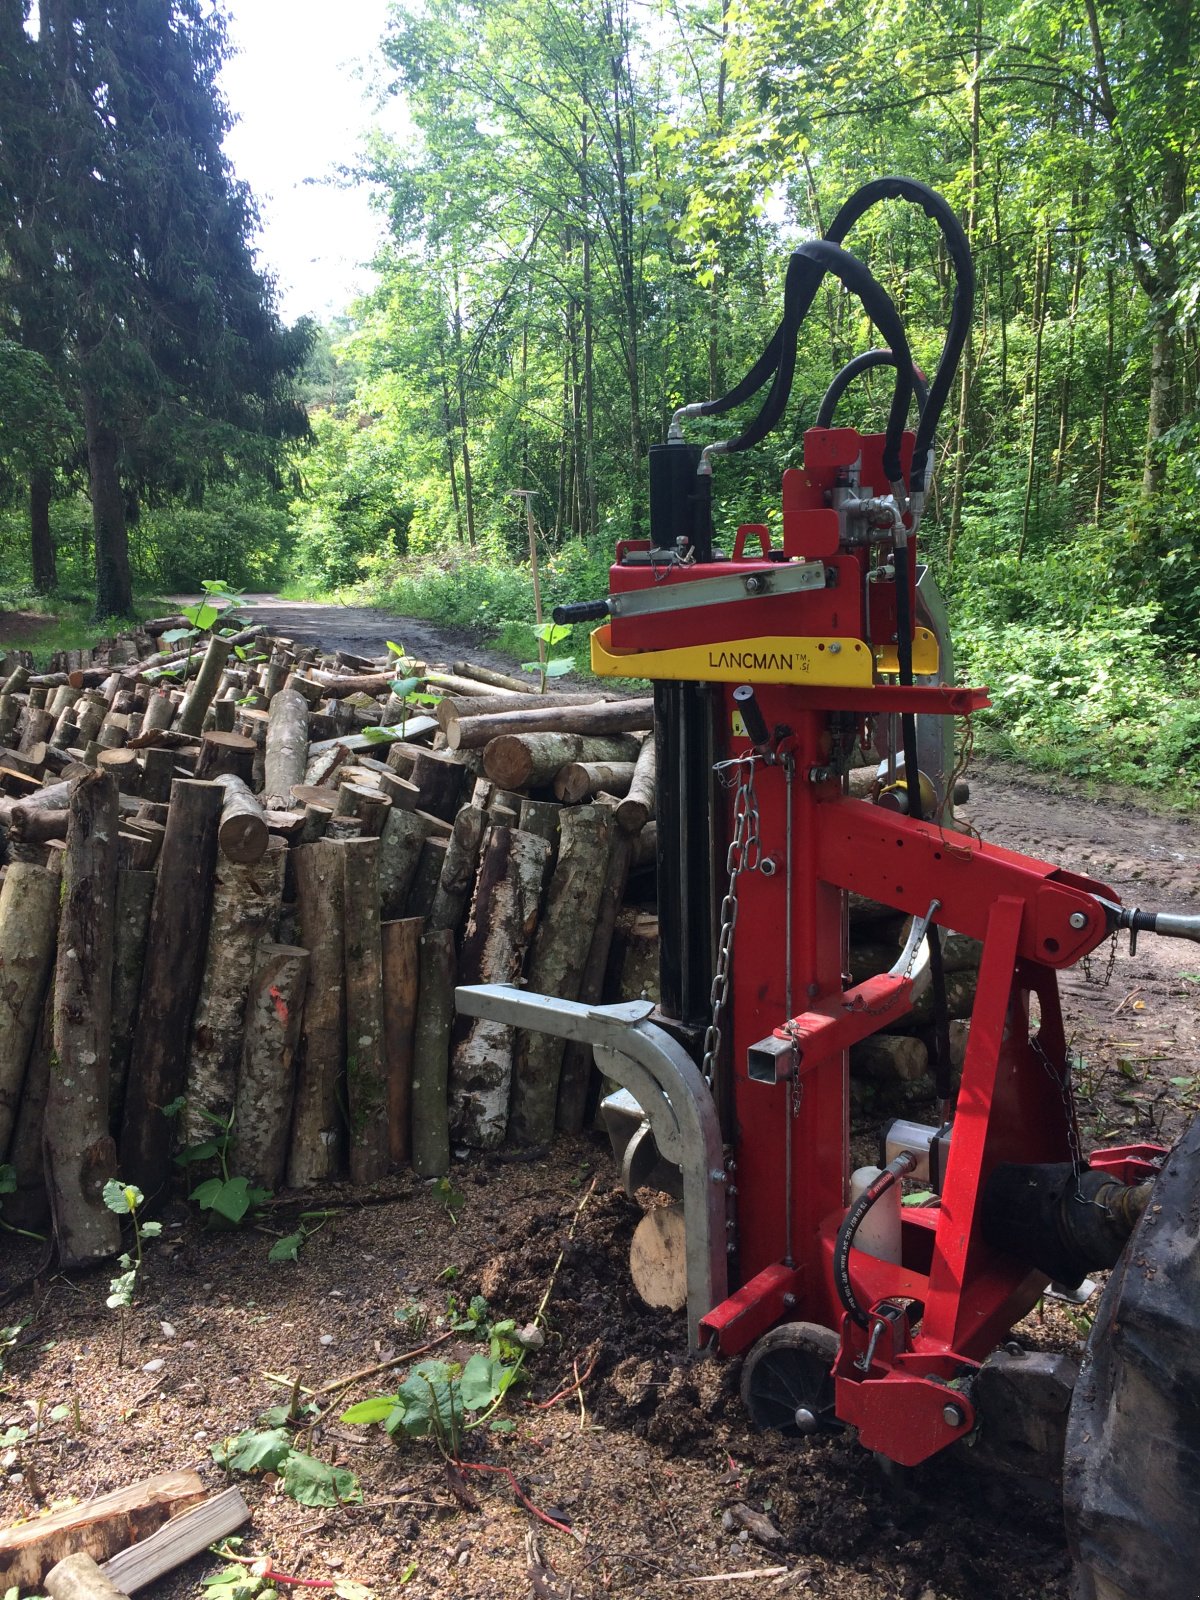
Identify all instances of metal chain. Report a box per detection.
[701,756,761,1087]
[1081,929,1119,990]
[1030,1031,1085,1195]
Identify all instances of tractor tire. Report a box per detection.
[1064,1114,1200,1600]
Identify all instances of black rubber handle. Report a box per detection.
[733,684,770,747]
[551,599,610,625]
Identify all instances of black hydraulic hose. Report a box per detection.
[834,1153,916,1327]
[825,177,974,493]
[816,348,928,430]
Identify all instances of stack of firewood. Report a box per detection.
[0,621,661,1264]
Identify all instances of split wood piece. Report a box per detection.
[18,706,54,754]
[135,746,172,805]
[263,687,310,808]
[483,731,644,790]
[98,1486,251,1596]
[428,804,487,933]
[553,760,636,805]
[517,798,561,855]
[300,802,333,842]
[0,862,60,1154]
[304,740,352,787]
[382,918,421,1166]
[4,982,54,1230]
[411,926,456,1177]
[0,694,17,745]
[509,806,612,1146]
[378,806,434,920]
[76,693,108,745]
[119,780,223,1201]
[450,698,652,752]
[284,672,325,707]
[0,1469,207,1592]
[405,748,468,821]
[264,808,307,842]
[230,943,310,1189]
[117,831,158,872]
[449,826,551,1149]
[336,781,392,838]
[44,1553,132,1600]
[405,835,448,918]
[184,839,286,1146]
[615,735,656,833]
[213,773,269,864]
[0,663,29,696]
[557,825,635,1131]
[342,837,388,1183]
[109,868,156,1133]
[210,699,236,733]
[46,770,121,1266]
[194,730,256,783]
[288,839,347,1186]
[0,742,46,778]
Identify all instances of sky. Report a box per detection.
[219,0,408,326]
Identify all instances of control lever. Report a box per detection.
[551,599,610,625]
[732,684,771,749]
[1097,896,1200,956]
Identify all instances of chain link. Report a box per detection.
[1030,1031,1085,1195]
[701,756,761,1087]
[1081,929,1119,990]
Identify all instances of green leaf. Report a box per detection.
[190,1176,253,1223]
[391,1361,457,1438]
[280,1449,362,1507]
[175,1139,221,1166]
[160,1096,187,1119]
[490,1418,517,1433]
[389,676,421,698]
[182,600,220,631]
[160,627,195,645]
[543,657,574,677]
[386,640,406,656]
[102,1180,143,1215]
[269,1232,304,1262]
[211,1425,292,1474]
[340,1394,399,1425]
[333,1582,374,1600]
[459,1352,506,1411]
[535,622,572,646]
[139,1220,162,1238]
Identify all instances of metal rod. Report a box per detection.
[784,756,795,1268]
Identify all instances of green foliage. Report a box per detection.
[101,1180,162,1364]
[175,1106,272,1227]
[213,1411,362,1509]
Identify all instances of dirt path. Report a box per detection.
[3,610,1198,1600]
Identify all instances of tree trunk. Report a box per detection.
[382,918,422,1166]
[1017,236,1048,560]
[46,770,121,1265]
[1095,266,1115,522]
[558,826,635,1130]
[0,861,60,1155]
[428,804,486,933]
[118,779,223,1202]
[263,688,309,808]
[946,0,982,564]
[108,867,156,1134]
[449,698,652,752]
[81,383,132,619]
[449,826,550,1148]
[342,837,388,1183]
[30,469,56,594]
[509,806,611,1146]
[183,838,286,1147]
[615,735,655,832]
[288,839,346,1186]
[483,731,644,790]
[411,926,455,1178]
[230,943,310,1191]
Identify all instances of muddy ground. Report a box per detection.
[3,605,1199,1600]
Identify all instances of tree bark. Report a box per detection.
[377,806,433,918]
[46,769,121,1266]
[194,732,256,784]
[484,732,644,790]
[175,635,232,736]
[428,804,486,932]
[0,861,60,1155]
[382,918,422,1166]
[119,779,223,1202]
[211,774,269,864]
[183,838,285,1147]
[230,943,310,1191]
[341,837,388,1184]
[30,468,56,594]
[82,382,133,619]
[553,760,635,804]
[615,735,655,832]
[263,688,309,808]
[509,806,611,1145]
[108,866,155,1135]
[450,699,652,752]
[288,839,346,1186]
[411,926,456,1177]
[449,826,550,1148]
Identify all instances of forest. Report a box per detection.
[1,0,1199,797]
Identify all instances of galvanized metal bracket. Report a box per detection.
[453,984,728,1347]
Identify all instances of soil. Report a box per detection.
[0,612,56,646]
[3,606,1198,1600]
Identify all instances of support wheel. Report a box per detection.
[740,1321,842,1437]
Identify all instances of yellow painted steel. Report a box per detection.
[589,623,939,685]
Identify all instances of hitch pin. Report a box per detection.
[856,1315,889,1374]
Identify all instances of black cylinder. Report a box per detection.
[655,681,717,1025]
[649,441,712,563]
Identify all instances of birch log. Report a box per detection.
[509,806,611,1146]
[108,868,156,1133]
[482,732,642,790]
[449,827,550,1148]
[411,927,455,1178]
[342,837,387,1183]
[46,770,121,1266]
[183,838,286,1145]
[382,919,421,1165]
[230,943,310,1189]
[0,862,60,1155]
[263,687,309,808]
[288,839,346,1186]
[119,780,223,1201]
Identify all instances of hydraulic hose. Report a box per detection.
[834,1153,916,1327]
[816,348,928,429]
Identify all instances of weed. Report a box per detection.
[268,1209,337,1263]
[212,1405,362,1509]
[153,579,247,685]
[520,621,575,693]
[101,1180,163,1365]
[173,1104,271,1225]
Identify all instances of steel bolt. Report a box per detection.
[745,575,763,594]
[828,641,841,654]
[1069,911,1088,930]
[942,1402,966,1428]
[782,1293,797,1310]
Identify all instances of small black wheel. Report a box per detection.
[740,1321,842,1437]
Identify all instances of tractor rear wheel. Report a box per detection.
[1064,1114,1200,1600]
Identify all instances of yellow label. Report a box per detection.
[731,710,747,737]
[591,624,875,685]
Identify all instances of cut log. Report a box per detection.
[288,839,347,1186]
[0,1469,206,1592]
[46,770,121,1266]
[119,780,223,1202]
[308,670,393,698]
[849,1032,929,1083]
[3,982,54,1231]
[108,868,156,1133]
[509,806,611,1146]
[213,773,269,864]
[483,732,643,790]
[99,1486,251,1595]
[378,769,421,810]
[140,690,176,734]
[428,804,486,932]
[336,781,392,837]
[450,660,537,694]
[382,918,422,1166]
[342,837,388,1184]
[411,926,455,1178]
[553,760,636,804]
[0,776,71,828]
[9,803,69,841]
[230,943,310,1190]
[436,692,605,730]
[450,698,653,752]
[449,826,551,1149]
[615,735,656,833]
[406,749,467,821]
[0,862,60,1156]
[406,835,449,917]
[44,1553,131,1600]
[377,806,433,919]
[194,731,256,783]
[263,686,310,807]
[183,839,286,1146]
[174,634,233,736]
